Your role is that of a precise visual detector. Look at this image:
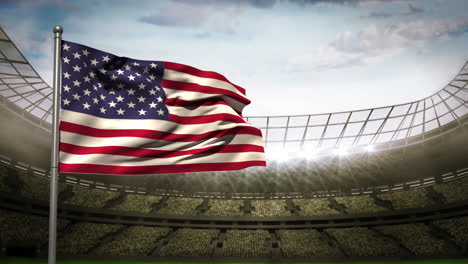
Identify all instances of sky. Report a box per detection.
[1,0,468,117]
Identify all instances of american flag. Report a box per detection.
[58,40,265,175]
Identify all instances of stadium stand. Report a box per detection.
[94,226,171,256]
[0,165,12,193]
[156,197,203,216]
[376,188,436,210]
[205,199,244,216]
[326,227,404,257]
[251,200,291,217]
[277,229,336,257]
[375,223,454,255]
[293,198,340,216]
[433,216,468,248]
[16,171,68,201]
[109,193,162,213]
[57,222,123,255]
[63,186,120,209]
[433,177,468,203]
[157,228,219,257]
[334,195,389,214]
[0,210,68,246]
[223,230,271,258]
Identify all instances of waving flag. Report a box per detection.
[58,41,265,175]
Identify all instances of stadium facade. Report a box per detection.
[0,26,467,262]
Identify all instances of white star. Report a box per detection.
[73,80,81,87]
[83,89,91,96]
[97,82,104,88]
[90,59,99,66]
[93,85,98,91]
[102,55,111,62]
[116,95,125,102]
[127,101,135,108]
[149,89,156,95]
[150,62,157,68]
[124,65,131,71]
[108,101,117,108]
[62,98,70,105]
[73,65,82,72]
[138,109,147,116]
[156,96,163,102]
[93,97,99,104]
[128,74,135,81]
[72,93,81,100]
[149,102,157,108]
[143,67,149,74]
[109,89,116,95]
[155,86,161,91]
[63,57,70,64]
[63,43,70,51]
[83,76,91,83]
[73,52,81,59]
[138,83,146,90]
[100,107,107,113]
[137,96,146,103]
[99,68,107,74]
[82,102,91,110]
[110,74,117,80]
[89,72,96,78]
[82,49,90,56]
[63,72,71,79]
[146,78,152,83]
[136,72,141,77]
[100,94,106,100]
[157,109,165,116]
[116,69,124,75]
[149,74,156,80]
[117,108,125,115]
[63,85,71,92]
[132,61,140,66]
[117,83,125,89]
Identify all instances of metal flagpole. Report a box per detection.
[48,25,63,264]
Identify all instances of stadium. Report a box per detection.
[1,10,468,264]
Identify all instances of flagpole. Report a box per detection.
[48,25,62,264]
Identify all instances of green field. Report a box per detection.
[1,258,468,264]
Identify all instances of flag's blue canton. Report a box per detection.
[60,40,169,120]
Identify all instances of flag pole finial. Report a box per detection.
[53,25,63,34]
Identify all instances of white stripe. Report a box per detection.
[163,88,246,113]
[167,103,239,117]
[60,131,264,150]
[61,110,256,134]
[163,69,247,100]
[60,151,265,166]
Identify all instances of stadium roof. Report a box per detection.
[1,26,467,159]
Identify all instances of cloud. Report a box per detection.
[403,3,424,16]
[0,0,78,9]
[289,16,468,70]
[290,0,412,6]
[139,2,210,28]
[139,1,248,34]
[361,11,393,18]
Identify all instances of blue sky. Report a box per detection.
[1,0,468,116]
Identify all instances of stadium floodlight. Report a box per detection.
[333,146,348,156]
[366,145,375,152]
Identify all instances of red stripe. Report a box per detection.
[60,121,263,141]
[162,79,251,106]
[164,61,246,95]
[60,142,264,158]
[165,98,243,116]
[59,161,266,175]
[169,113,245,124]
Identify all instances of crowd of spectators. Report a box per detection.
[158,228,219,257]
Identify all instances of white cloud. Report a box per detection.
[289,16,468,70]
